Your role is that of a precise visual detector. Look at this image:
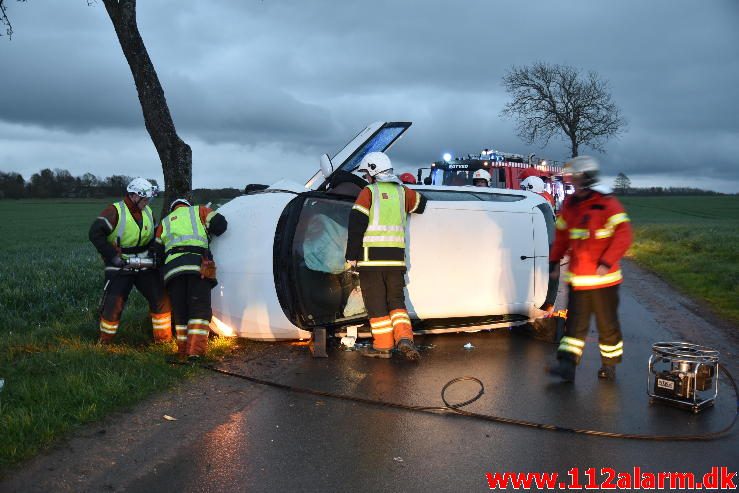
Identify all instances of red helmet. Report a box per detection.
[399,172,417,184]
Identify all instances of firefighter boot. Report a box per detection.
[98,318,119,345]
[396,338,420,362]
[174,325,188,358]
[151,312,173,343]
[361,347,393,359]
[547,358,576,382]
[97,334,114,345]
[598,365,616,380]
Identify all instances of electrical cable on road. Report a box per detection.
[178,361,738,442]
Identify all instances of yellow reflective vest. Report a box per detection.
[105,200,154,259]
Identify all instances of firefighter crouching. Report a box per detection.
[345,152,427,361]
[155,198,227,362]
[548,156,633,382]
[89,178,172,344]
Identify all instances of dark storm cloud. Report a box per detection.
[0,0,737,189]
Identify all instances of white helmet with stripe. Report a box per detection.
[357,152,393,177]
[563,156,600,187]
[521,176,545,193]
[127,177,158,198]
[472,169,491,186]
[169,198,192,212]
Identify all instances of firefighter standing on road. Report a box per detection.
[346,152,427,360]
[548,156,633,382]
[155,198,227,362]
[88,178,172,344]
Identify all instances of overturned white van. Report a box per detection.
[210,122,556,340]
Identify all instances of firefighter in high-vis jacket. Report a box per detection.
[155,198,227,361]
[89,178,172,344]
[548,156,633,381]
[345,152,427,360]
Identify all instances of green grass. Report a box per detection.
[620,196,739,324]
[0,199,239,472]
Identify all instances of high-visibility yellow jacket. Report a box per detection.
[346,181,425,270]
[105,200,155,258]
[156,204,220,283]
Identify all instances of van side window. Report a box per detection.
[419,190,525,202]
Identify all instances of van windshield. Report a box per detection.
[290,197,366,326]
[337,124,408,174]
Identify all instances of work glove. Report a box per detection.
[539,302,555,317]
[110,255,126,268]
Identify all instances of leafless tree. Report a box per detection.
[501,62,626,158]
[613,172,631,195]
[1,0,191,215]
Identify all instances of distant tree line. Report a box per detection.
[620,187,725,196]
[0,168,159,199]
[611,172,727,196]
[0,168,250,202]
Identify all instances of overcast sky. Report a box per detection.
[1,0,737,192]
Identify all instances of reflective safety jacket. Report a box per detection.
[346,182,425,270]
[550,190,633,290]
[156,204,220,283]
[89,195,155,268]
[106,200,155,258]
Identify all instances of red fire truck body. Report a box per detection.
[418,150,572,207]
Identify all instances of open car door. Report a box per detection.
[305,121,411,190]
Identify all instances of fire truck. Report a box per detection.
[417,149,571,207]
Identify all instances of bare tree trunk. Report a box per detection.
[570,138,579,158]
[102,0,191,217]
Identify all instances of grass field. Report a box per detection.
[0,199,239,473]
[621,195,739,324]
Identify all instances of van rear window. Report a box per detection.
[419,190,524,202]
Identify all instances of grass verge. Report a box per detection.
[621,196,739,324]
[0,199,239,472]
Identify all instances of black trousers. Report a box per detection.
[558,285,623,365]
[358,269,406,318]
[100,269,170,322]
[166,274,214,327]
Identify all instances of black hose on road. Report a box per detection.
[181,361,738,442]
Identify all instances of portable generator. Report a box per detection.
[647,342,719,413]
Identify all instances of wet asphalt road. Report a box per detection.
[122,285,738,492]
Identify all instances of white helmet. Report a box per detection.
[472,169,491,185]
[520,175,545,193]
[169,198,192,212]
[563,156,600,188]
[357,152,393,177]
[127,177,158,198]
